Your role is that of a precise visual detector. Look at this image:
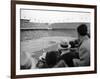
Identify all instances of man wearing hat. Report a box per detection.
[58,41,75,67]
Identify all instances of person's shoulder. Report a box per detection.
[83,38,90,47]
[80,38,90,51]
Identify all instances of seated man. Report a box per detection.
[58,41,79,67]
[74,24,90,66]
[36,50,67,68]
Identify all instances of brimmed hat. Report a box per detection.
[58,41,71,50]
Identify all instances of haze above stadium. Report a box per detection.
[21,9,90,23]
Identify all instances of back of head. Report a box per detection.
[45,51,58,67]
[77,24,88,36]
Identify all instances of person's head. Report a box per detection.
[69,39,79,48]
[77,24,88,38]
[69,41,75,48]
[20,52,32,69]
[45,51,59,67]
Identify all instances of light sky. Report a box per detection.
[21,9,91,23]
